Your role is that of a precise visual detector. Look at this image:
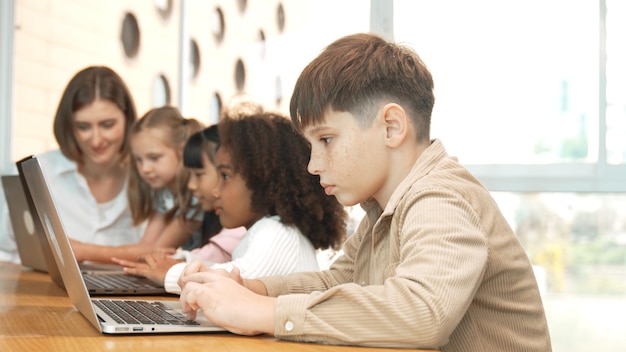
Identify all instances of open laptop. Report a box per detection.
[2,173,129,290]
[15,156,167,295]
[18,155,226,334]
[2,174,50,272]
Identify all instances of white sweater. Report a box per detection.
[163,216,319,294]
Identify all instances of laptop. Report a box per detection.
[15,156,167,295]
[2,174,50,272]
[2,173,134,289]
[18,155,227,334]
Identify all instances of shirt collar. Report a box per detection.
[360,139,449,217]
[47,150,79,176]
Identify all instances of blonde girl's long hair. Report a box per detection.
[127,106,203,226]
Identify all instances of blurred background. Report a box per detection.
[1,1,625,351]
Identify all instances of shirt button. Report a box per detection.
[284,320,294,332]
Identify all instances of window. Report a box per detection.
[494,191,626,351]
[393,0,626,194]
[605,0,626,165]
[390,1,626,350]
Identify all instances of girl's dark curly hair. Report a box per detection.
[218,111,347,250]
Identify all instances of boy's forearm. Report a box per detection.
[243,278,268,296]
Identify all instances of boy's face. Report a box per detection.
[302,110,389,207]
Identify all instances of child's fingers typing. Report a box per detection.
[178,260,209,287]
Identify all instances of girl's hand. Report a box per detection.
[151,247,177,258]
[112,253,183,285]
[178,260,214,290]
[180,264,245,289]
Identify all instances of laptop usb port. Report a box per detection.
[133,327,143,332]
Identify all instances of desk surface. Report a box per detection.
[0,262,437,351]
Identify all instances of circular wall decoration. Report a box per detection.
[121,12,140,59]
[152,74,171,107]
[154,0,173,21]
[212,7,225,43]
[234,58,246,92]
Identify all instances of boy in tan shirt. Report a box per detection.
[177,32,552,352]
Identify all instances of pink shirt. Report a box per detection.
[190,227,246,263]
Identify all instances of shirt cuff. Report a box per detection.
[274,293,310,337]
[259,275,289,297]
[164,262,186,294]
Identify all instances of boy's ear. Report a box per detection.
[380,103,410,148]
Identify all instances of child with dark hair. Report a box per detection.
[214,109,346,252]
[178,125,229,251]
[177,33,551,352]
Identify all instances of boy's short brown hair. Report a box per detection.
[290,32,435,142]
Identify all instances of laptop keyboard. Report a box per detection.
[84,274,158,289]
[93,300,199,325]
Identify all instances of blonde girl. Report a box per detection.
[71,106,203,263]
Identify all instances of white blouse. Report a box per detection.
[0,149,144,263]
[163,216,319,294]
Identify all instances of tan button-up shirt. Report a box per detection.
[260,139,552,352]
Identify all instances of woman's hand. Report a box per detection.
[69,238,85,263]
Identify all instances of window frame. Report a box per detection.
[375,0,625,193]
[0,0,14,174]
[466,0,626,193]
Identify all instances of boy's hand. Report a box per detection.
[179,268,276,336]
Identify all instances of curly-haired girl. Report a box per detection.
[216,110,347,248]
[198,109,347,274]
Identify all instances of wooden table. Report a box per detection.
[0,262,437,351]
